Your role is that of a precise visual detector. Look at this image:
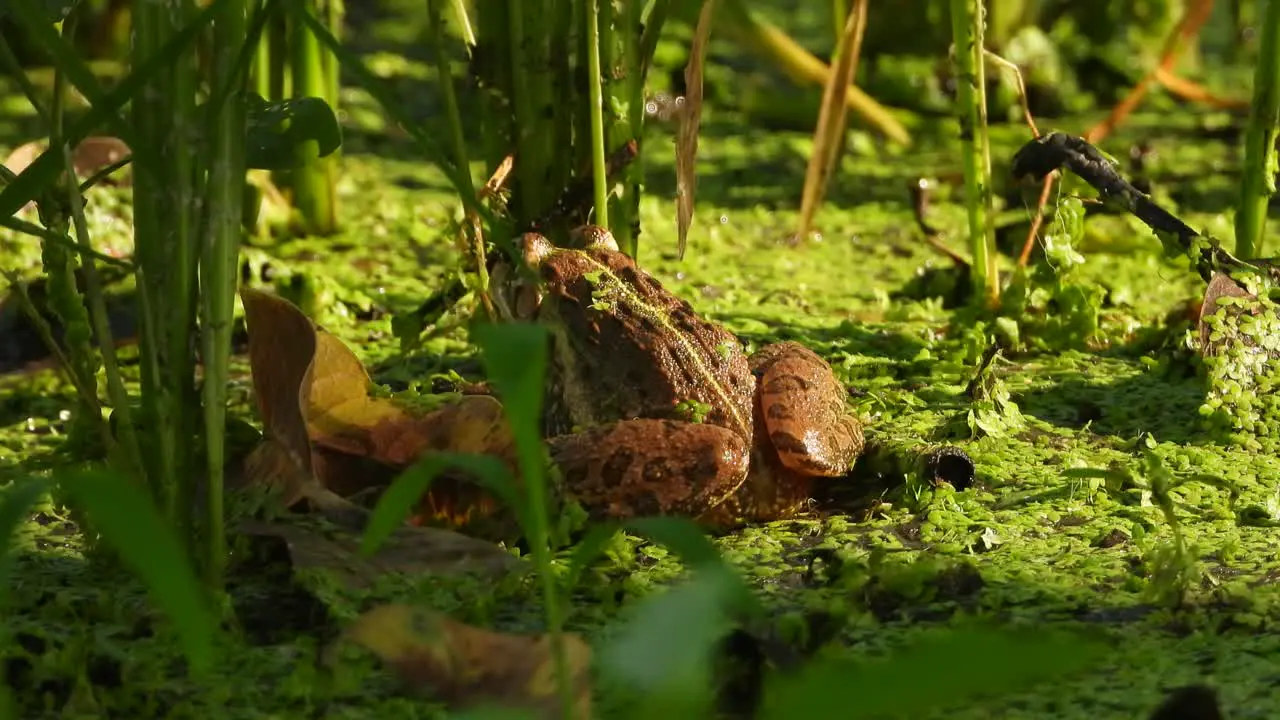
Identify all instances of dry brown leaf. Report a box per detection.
[334,604,592,719]
[1197,271,1258,356]
[676,0,718,260]
[240,288,522,532]
[3,136,132,183]
[796,0,868,242]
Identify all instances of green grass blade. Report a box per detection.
[473,323,548,487]
[597,569,740,718]
[471,321,577,718]
[57,468,218,674]
[360,451,523,556]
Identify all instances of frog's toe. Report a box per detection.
[548,418,750,520]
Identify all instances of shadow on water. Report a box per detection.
[1009,351,1208,446]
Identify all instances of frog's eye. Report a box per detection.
[571,225,619,252]
[518,232,556,268]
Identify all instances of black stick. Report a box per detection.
[1011,132,1257,283]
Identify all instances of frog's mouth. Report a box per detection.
[487,259,543,325]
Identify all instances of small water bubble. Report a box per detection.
[58,409,71,422]
[719,215,728,224]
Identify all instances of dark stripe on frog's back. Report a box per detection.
[540,247,756,440]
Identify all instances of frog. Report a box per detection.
[488,225,865,529]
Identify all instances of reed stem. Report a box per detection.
[949,0,999,306]
[585,0,609,228]
[1235,0,1280,259]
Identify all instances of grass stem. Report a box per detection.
[585,0,609,228]
[1235,0,1280,259]
[949,0,998,307]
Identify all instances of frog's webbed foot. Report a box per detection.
[750,341,864,476]
[547,418,750,520]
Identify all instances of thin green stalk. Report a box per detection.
[508,0,555,224]
[585,0,609,229]
[949,0,998,307]
[1235,0,1280,259]
[0,37,49,121]
[623,0,645,254]
[291,0,338,234]
[0,216,134,268]
[833,0,848,41]
[198,0,250,590]
[59,145,145,482]
[269,7,288,100]
[448,0,477,46]
[428,0,476,203]
[427,0,487,294]
[252,0,273,99]
[132,0,201,526]
[44,14,106,453]
[638,0,674,79]
[52,12,145,484]
[549,0,575,221]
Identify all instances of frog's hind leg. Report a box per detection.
[547,418,750,521]
[750,342,864,477]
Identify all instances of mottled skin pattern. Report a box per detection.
[493,226,865,528]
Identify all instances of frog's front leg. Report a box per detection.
[749,341,864,476]
[547,418,750,521]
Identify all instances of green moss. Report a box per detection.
[4,74,1280,720]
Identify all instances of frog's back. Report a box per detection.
[540,247,756,440]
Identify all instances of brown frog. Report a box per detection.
[490,225,865,529]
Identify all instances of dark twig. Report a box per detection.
[1011,132,1257,283]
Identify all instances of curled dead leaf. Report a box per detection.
[1197,271,1257,355]
[240,288,522,533]
[333,604,592,719]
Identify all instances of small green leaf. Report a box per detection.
[0,478,50,606]
[597,569,741,718]
[361,452,522,556]
[57,468,217,674]
[245,95,343,170]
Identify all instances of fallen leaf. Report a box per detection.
[240,288,522,532]
[237,519,522,589]
[334,604,592,719]
[1197,270,1257,355]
